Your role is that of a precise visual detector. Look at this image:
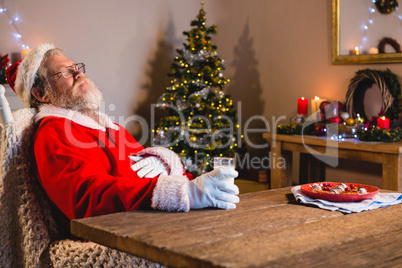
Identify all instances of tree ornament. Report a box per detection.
[190,135,197,143]
[340,112,350,121]
[329,117,342,124]
[319,101,331,113]
[345,118,355,126]
[356,114,365,124]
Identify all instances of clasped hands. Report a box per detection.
[129,155,239,209]
[129,156,168,178]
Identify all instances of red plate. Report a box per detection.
[301,182,379,202]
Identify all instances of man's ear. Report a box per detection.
[31,87,50,103]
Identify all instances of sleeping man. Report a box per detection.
[6,44,239,236]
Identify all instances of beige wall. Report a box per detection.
[1,0,400,186]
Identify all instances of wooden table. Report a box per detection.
[263,133,402,191]
[71,187,402,267]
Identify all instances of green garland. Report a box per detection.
[345,69,402,123]
[278,123,402,143]
[277,123,315,136]
[358,127,402,142]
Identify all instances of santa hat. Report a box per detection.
[5,43,55,107]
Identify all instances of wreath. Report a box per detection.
[374,0,398,14]
[345,69,402,123]
[378,37,401,53]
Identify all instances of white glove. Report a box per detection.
[129,156,168,178]
[188,168,240,210]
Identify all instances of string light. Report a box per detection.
[0,0,30,49]
[359,1,402,52]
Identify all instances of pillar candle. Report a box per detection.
[369,47,379,54]
[311,96,327,115]
[377,116,390,130]
[311,96,320,114]
[353,47,360,55]
[297,97,308,115]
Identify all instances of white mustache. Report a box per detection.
[74,77,89,87]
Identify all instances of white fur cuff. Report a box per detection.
[151,175,190,212]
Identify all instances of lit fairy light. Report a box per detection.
[0,0,29,49]
[359,1,402,53]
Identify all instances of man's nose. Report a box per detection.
[73,69,84,80]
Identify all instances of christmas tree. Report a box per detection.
[153,2,242,177]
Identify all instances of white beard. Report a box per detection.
[48,77,104,116]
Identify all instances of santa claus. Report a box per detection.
[6,44,239,237]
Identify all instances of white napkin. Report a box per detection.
[291,185,402,213]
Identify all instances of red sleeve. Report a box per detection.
[33,117,155,220]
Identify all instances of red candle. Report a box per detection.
[377,116,390,130]
[297,97,308,115]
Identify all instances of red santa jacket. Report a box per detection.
[32,105,190,234]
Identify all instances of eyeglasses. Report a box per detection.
[49,63,86,79]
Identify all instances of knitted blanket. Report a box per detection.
[0,108,163,268]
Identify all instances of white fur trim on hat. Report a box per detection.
[14,43,56,107]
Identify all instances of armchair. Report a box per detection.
[0,85,161,267]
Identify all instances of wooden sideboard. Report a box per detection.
[263,133,402,191]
